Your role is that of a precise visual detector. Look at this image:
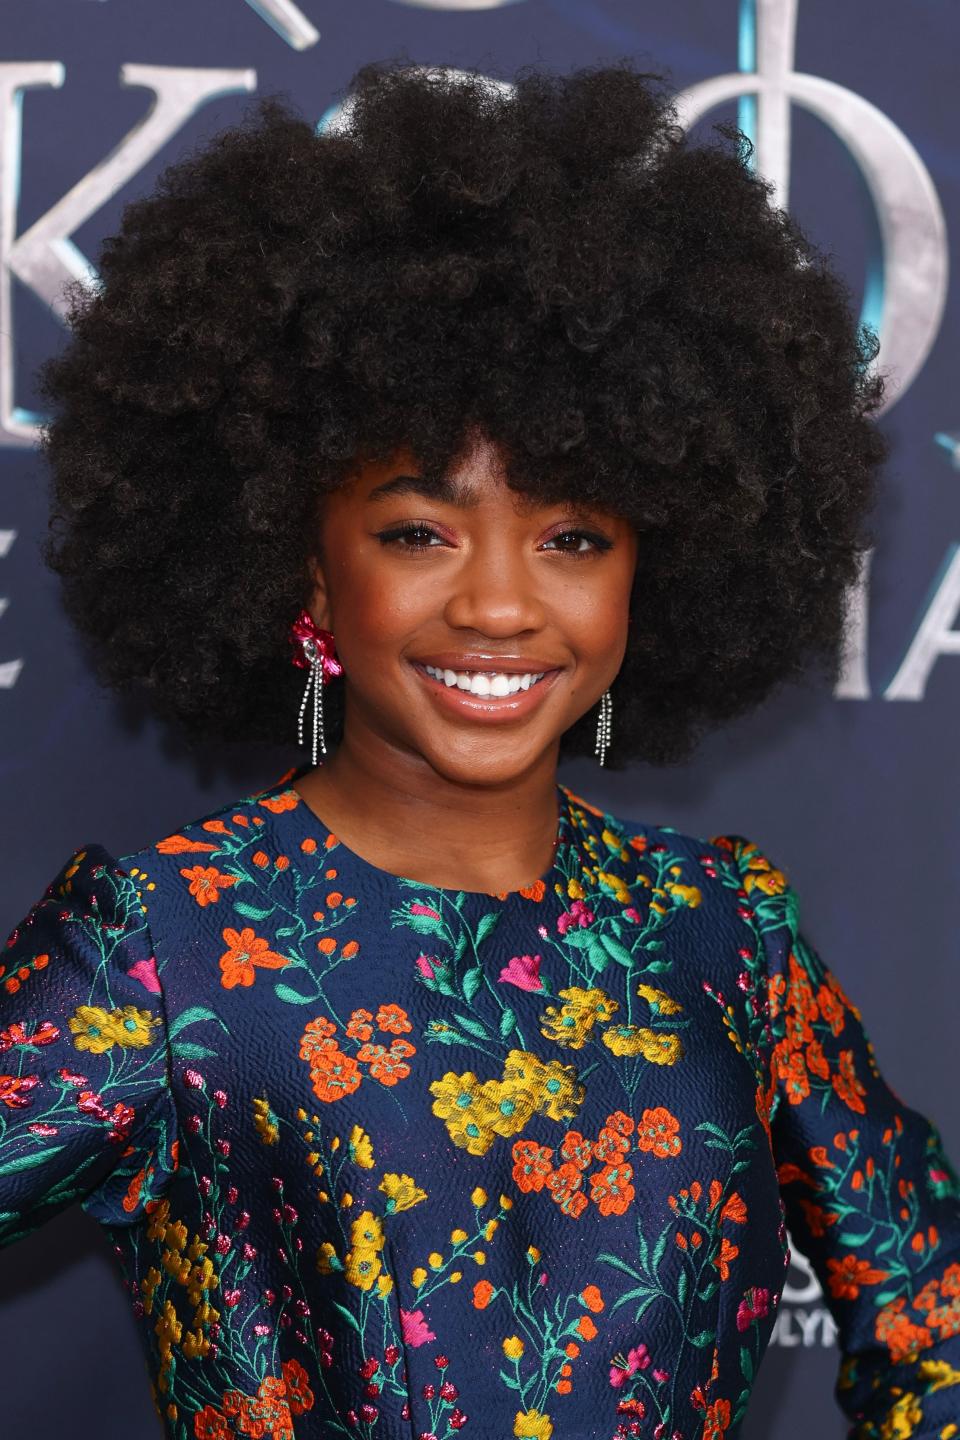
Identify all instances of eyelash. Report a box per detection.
[375,523,614,559]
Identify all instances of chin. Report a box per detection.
[415,736,554,786]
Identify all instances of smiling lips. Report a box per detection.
[422,663,547,697]
[409,658,563,718]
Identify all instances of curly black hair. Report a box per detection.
[37,55,889,769]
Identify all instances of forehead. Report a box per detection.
[338,439,597,517]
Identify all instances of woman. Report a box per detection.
[4,56,958,1440]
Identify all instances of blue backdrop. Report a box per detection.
[1,2,958,1436]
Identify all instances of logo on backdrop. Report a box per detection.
[0,0,955,699]
[776,1238,838,1351]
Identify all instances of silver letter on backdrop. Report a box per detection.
[0,62,256,448]
[673,0,948,706]
[673,0,948,404]
[883,545,960,699]
[241,0,320,49]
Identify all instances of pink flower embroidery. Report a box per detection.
[415,955,437,981]
[400,1308,437,1347]
[127,956,161,994]
[557,900,594,935]
[736,1285,770,1330]
[408,903,441,922]
[610,1343,651,1387]
[498,954,544,991]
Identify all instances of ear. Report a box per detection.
[306,553,333,631]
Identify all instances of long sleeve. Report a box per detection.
[714,832,960,1437]
[0,843,179,1246]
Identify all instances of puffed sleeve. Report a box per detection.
[714,833,960,1437]
[0,843,178,1246]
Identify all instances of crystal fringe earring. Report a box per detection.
[288,609,343,766]
[594,688,612,767]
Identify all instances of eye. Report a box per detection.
[375,523,446,551]
[542,528,614,558]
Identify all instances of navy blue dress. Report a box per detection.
[1,764,958,1440]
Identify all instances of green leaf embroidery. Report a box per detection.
[462,967,483,1003]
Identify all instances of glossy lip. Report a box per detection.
[412,653,562,674]
[408,660,563,722]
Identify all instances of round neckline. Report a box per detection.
[261,767,574,899]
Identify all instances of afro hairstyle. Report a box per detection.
[37,55,889,769]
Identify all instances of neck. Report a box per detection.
[290,736,565,894]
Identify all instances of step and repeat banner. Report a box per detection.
[1,2,957,1437]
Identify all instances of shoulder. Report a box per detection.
[113,771,299,877]
[562,784,796,916]
[562,783,766,871]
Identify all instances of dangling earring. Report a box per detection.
[594,688,612,767]
[288,609,343,765]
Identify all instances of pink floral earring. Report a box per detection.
[288,609,343,765]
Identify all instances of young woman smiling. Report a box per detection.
[3,56,958,1440]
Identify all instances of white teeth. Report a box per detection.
[422,664,546,696]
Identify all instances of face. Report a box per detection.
[307,431,638,787]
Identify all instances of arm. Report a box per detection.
[0,843,178,1245]
[715,833,960,1437]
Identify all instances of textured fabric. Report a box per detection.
[2,765,958,1440]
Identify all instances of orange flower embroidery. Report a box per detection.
[778,1050,810,1105]
[376,1003,412,1035]
[712,1236,739,1281]
[589,1162,635,1216]
[826,1253,890,1300]
[719,1191,747,1224]
[156,834,219,855]
[547,1161,589,1219]
[218,927,289,989]
[180,865,237,906]
[635,1106,681,1158]
[832,1050,868,1114]
[258,789,301,814]
[305,1045,362,1104]
[703,1398,731,1439]
[512,1139,554,1193]
[472,1279,494,1309]
[345,1009,374,1041]
[356,1039,416,1086]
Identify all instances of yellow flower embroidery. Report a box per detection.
[514,1407,553,1439]
[316,1241,338,1274]
[348,1123,374,1168]
[429,1072,498,1156]
[252,1096,279,1145]
[344,1210,385,1289]
[880,1391,923,1438]
[501,1049,585,1123]
[601,1026,684,1065]
[146,1198,171,1242]
[539,986,620,1049]
[379,1172,427,1213]
[69,1003,160,1053]
[663,881,702,908]
[477,1079,539,1138]
[596,870,631,904]
[635,983,684,1016]
[344,1245,382,1290]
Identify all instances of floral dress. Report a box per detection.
[1,764,958,1440]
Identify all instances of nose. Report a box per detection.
[441,534,548,636]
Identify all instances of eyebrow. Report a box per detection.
[366,474,481,507]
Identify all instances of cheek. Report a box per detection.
[333,559,429,649]
[559,582,631,658]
